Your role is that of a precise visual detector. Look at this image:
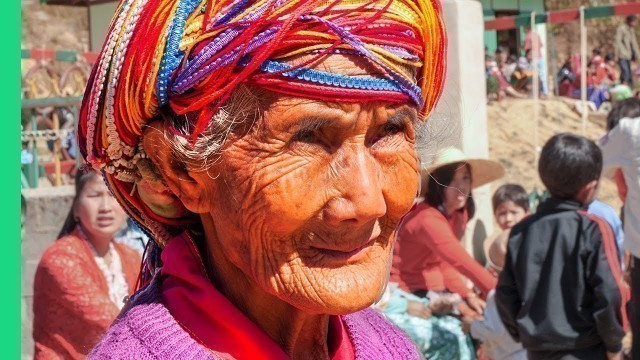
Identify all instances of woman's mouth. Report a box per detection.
[309,227,383,263]
[96,216,115,226]
[312,239,375,260]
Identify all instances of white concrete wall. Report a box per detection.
[421,0,495,262]
[89,3,118,51]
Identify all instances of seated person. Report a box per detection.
[391,148,503,319]
[377,283,476,360]
[486,57,526,101]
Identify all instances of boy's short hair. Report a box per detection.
[607,97,640,131]
[492,184,529,212]
[538,133,602,200]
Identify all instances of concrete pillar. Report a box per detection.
[421,0,495,263]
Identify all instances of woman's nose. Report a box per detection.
[98,195,113,212]
[323,148,387,226]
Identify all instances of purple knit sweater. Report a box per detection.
[89,276,420,359]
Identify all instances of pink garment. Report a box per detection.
[161,232,354,360]
[390,202,496,297]
[524,31,543,58]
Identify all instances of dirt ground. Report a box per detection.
[487,97,622,211]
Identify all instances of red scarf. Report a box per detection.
[160,232,355,359]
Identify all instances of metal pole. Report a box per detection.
[580,6,588,136]
[549,26,559,97]
[531,12,540,180]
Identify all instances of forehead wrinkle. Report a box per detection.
[296,116,334,132]
[273,98,361,129]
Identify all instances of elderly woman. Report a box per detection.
[81,0,446,358]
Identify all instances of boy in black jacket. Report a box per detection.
[495,133,629,360]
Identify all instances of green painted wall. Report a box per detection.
[481,0,544,12]
[481,0,546,54]
[518,0,545,13]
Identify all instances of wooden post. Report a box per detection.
[580,6,588,135]
[531,12,540,184]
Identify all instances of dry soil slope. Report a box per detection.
[487,98,621,211]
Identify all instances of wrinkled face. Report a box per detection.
[202,56,420,314]
[75,175,127,242]
[494,200,527,230]
[443,164,471,213]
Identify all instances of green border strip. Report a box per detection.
[4,0,21,357]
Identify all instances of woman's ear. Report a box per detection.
[141,120,212,214]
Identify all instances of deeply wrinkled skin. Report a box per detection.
[144,55,421,358]
[209,96,419,312]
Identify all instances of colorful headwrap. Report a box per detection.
[79,0,447,249]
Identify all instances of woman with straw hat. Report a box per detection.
[390,147,505,318]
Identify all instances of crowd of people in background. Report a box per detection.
[487,15,640,109]
[485,26,550,102]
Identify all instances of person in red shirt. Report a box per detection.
[391,147,504,318]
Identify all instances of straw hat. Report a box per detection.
[423,147,505,189]
[483,230,510,273]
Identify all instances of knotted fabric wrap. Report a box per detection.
[78,0,447,248]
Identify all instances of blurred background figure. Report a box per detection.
[600,98,640,360]
[391,148,504,318]
[615,15,640,87]
[32,169,141,360]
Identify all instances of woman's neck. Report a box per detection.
[443,203,458,217]
[79,226,111,256]
[200,218,332,360]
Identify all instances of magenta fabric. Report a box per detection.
[89,232,420,359]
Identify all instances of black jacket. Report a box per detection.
[495,198,626,354]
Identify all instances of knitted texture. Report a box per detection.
[33,230,141,360]
[89,275,420,359]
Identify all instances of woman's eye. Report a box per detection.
[382,122,404,136]
[292,130,317,143]
[371,122,405,144]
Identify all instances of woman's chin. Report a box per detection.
[274,257,389,315]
